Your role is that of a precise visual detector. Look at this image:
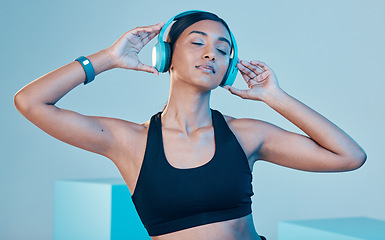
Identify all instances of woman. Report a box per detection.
[14,10,366,240]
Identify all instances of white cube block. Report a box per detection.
[54,178,150,240]
[278,217,385,240]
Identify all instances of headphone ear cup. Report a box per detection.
[163,42,171,72]
[226,58,238,86]
[153,41,172,73]
[220,58,238,87]
[220,61,231,87]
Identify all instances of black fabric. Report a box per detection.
[131,109,254,236]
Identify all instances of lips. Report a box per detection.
[195,64,216,74]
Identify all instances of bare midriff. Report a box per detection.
[150,214,262,240]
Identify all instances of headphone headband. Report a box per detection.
[157,10,205,43]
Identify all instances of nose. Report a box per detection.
[202,45,216,61]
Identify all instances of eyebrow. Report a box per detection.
[188,30,231,47]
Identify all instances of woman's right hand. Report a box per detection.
[106,22,165,75]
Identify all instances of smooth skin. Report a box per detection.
[14,19,366,240]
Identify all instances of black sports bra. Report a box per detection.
[131,109,254,236]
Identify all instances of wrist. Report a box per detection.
[104,48,119,69]
[261,87,286,106]
[86,49,115,76]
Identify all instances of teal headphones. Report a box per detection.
[152,10,238,87]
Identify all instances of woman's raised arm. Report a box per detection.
[225,60,366,172]
[14,22,164,159]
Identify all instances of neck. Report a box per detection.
[161,80,212,135]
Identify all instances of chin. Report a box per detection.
[192,73,223,90]
[172,71,222,90]
[193,77,221,91]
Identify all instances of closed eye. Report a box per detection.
[192,42,228,55]
[217,49,227,55]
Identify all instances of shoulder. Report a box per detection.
[221,113,272,136]
[219,112,276,159]
[101,116,148,138]
[101,116,150,161]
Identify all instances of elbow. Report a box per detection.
[345,150,367,171]
[356,150,367,169]
[14,91,24,113]
[14,91,26,114]
[14,90,33,116]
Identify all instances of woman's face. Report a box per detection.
[169,20,232,90]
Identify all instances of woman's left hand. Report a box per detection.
[224,59,281,101]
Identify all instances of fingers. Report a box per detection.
[237,60,262,78]
[237,60,260,87]
[136,62,159,75]
[139,31,158,46]
[237,59,273,87]
[238,59,271,75]
[250,60,272,72]
[242,60,264,75]
[224,85,249,99]
[130,22,165,37]
[126,22,165,45]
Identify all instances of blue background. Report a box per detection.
[1,0,384,239]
